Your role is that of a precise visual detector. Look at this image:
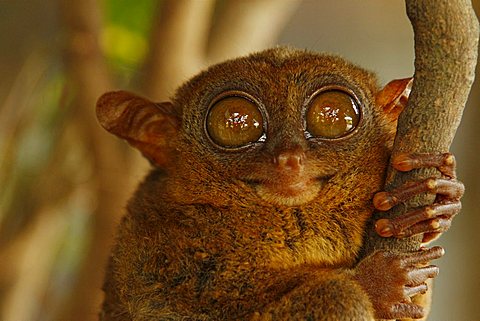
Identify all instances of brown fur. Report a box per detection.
[98,47,411,320]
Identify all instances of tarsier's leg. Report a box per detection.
[251,247,442,321]
[251,269,376,321]
[373,152,464,243]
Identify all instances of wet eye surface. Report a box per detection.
[206,96,264,148]
[306,90,360,139]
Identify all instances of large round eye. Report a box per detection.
[306,89,360,139]
[206,96,264,148]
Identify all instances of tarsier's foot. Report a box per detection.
[373,153,464,243]
[355,246,444,320]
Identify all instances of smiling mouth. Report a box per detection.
[243,176,333,206]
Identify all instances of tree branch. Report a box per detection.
[141,0,216,100]
[58,0,133,320]
[207,0,302,64]
[362,1,479,253]
[141,0,302,101]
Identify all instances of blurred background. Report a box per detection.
[0,1,478,320]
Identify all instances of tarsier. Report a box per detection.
[97,48,464,320]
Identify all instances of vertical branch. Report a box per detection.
[141,0,216,100]
[207,0,302,64]
[362,1,479,252]
[141,0,302,101]
[1,207,70,321]
[59,0,133,320]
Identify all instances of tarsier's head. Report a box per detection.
[97,48,411,208]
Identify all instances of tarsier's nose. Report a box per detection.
[273,149,306,171]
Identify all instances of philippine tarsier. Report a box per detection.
[96,48,464,320]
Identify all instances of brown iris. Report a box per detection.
[206,96,264,148]
[306,90,360,139]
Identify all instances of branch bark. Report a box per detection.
[362,1,479,253]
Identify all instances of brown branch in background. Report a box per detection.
[362,1,479,253]
[0,53,47,165]
[133,0,217,178]
[1,206,70,321]
[141,0,216,100]
[58,0,133,320]
[207,0,302,64]
[0,53,47,226]
[142,0,303,101]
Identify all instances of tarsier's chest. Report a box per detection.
[207,205,369,270]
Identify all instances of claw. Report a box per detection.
[392,154,420,172]
[375,219,394,237]
[373,192,398,211]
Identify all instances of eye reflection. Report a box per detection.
[306,90,360,139]
[206,96,264,148]
[225,112,261,130]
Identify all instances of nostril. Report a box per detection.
[274,151,305,171]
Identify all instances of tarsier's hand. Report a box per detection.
[355,246,444,320]
[373,152,464,243]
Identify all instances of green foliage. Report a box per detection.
[101,0,158,71]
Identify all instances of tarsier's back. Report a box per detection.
[97,48,462,320]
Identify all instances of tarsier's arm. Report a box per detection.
[358,79,464,319]
[359,151,463,319]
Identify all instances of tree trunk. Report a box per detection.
[362,0,479,257]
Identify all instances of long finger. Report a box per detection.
[375,201,461,237]
[373,178,464,211]
[406,265,439,286]
[401,246,445,266]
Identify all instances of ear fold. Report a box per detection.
[96,91,179,167]
[376,78,413,122]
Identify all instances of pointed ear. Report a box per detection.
[376,78,413,122]
[96,90,180,167]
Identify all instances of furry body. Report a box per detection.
[100,48,403,320]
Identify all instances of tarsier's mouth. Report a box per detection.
[242,175,333,206]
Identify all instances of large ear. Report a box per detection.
[96,90,180,167]
[376,78,413,122]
